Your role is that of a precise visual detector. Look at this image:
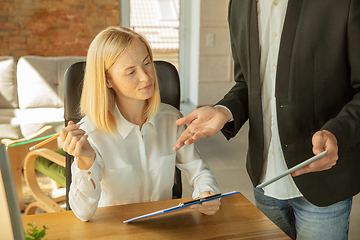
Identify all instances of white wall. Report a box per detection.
[180,0,232,107]
[197,0,232,106]
[187,0,201,107]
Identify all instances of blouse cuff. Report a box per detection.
[71,157,101,196]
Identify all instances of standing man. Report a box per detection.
[173,0,360,239]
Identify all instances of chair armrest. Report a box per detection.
[23,149,66,213]
[26,148,66,168]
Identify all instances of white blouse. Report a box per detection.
[69,103,220,222]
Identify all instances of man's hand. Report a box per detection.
[190,191,221,215]
[292,130,338,177]
[173,106,232,151]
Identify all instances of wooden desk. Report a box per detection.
[22,193,290,239]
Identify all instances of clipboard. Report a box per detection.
[123,191,239,223]
[256,150,328,189]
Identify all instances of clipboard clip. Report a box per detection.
[180,193,222,207]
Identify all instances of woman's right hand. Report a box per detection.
[60,121,96,169]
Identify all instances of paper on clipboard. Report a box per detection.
[123,191,239,223]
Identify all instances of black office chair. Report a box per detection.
[64,61,182,210]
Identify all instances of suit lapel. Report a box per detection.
[276,0,304,101]
[247,0,265,185]
[249,0,261,95]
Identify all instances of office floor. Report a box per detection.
[179,104,360,240]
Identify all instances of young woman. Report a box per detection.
[60,26,220,222]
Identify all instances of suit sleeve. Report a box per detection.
[322,0,360,156]
[216,0,249,140]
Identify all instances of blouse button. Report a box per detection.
[274,2,278,6]
[87,171,91,175]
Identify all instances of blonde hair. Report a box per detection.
[80,26,161,134]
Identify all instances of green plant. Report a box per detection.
[23,223,48,240]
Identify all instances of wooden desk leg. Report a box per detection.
[12,160,24,212]
[6,147,25,212]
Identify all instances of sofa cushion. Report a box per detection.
[0,56,18,108]
[0,108,63,124]
[17,56,86,109]
[0,124,22,140]
[0,108,64,138]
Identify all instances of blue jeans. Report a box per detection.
[253,188,352,240]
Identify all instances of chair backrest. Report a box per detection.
[64,61,182,209]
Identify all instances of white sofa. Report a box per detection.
[0,56,86,141]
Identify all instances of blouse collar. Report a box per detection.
[114,104,156,139]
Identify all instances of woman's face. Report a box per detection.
[106,37,155,105]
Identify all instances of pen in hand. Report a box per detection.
[29,133,60,151]
[29,122,84,151]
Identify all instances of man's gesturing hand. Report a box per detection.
[173,106,232,151]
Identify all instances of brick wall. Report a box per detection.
[0,0,119,59]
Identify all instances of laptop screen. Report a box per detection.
[0,143,25,239]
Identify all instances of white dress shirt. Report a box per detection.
[257,0,302,199]
[69,103,220,222]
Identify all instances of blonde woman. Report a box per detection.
[59,26,220,222]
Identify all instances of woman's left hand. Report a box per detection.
[190,191,221,215]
